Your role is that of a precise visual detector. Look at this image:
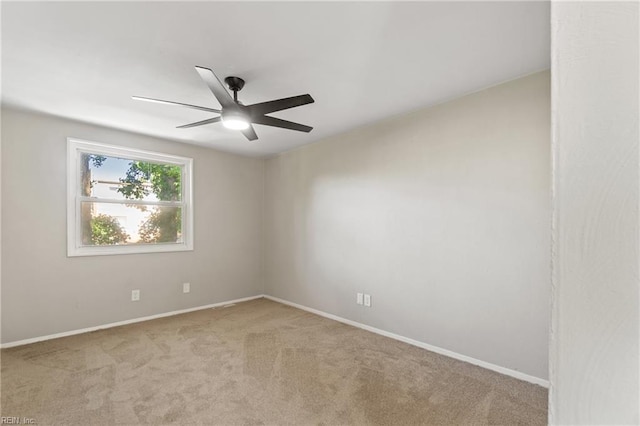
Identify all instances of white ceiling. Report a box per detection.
[1,2,550,157]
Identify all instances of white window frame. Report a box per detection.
[67,138,193,257]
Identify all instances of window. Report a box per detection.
[67,138,193,256]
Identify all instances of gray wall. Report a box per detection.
[2,72,552,385]
[264,72,551,380]
[1,108,264,343]
[550,2,639,424]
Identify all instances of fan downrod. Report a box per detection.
[225,76,245,102]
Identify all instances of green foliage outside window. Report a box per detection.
[117,161,182,243]
[90,214,130,245]
[118,161,181,202]
[83,156,183,246]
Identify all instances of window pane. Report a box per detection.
[80,153,182,202]
[81,202,183,246]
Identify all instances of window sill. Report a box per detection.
[67,242,193,257]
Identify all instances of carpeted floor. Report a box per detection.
[1,298,547,425]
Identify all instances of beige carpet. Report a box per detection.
[1,298,547,425]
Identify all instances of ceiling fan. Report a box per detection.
[132,66,314,141]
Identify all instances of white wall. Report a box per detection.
[1,108,264,343]
[550,2,639,424]
[265,71,550,380]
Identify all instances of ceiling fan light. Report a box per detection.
[222,112,249,130]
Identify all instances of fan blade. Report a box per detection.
[132,96,221,113]
[241,124,258,141]
[247,94,314,116]
[194,66,235,109]
[176,116,222,129]
[251,115,313,133]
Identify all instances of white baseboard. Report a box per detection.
[0,295,264,349]
[3,293,550,388]
[263,294,549,388]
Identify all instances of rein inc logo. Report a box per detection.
[1,418,35,425]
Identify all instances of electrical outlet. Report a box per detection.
[357,293,364,305]
[183,282,190,293]
[364,294,371,307]
[131,289,140,302]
